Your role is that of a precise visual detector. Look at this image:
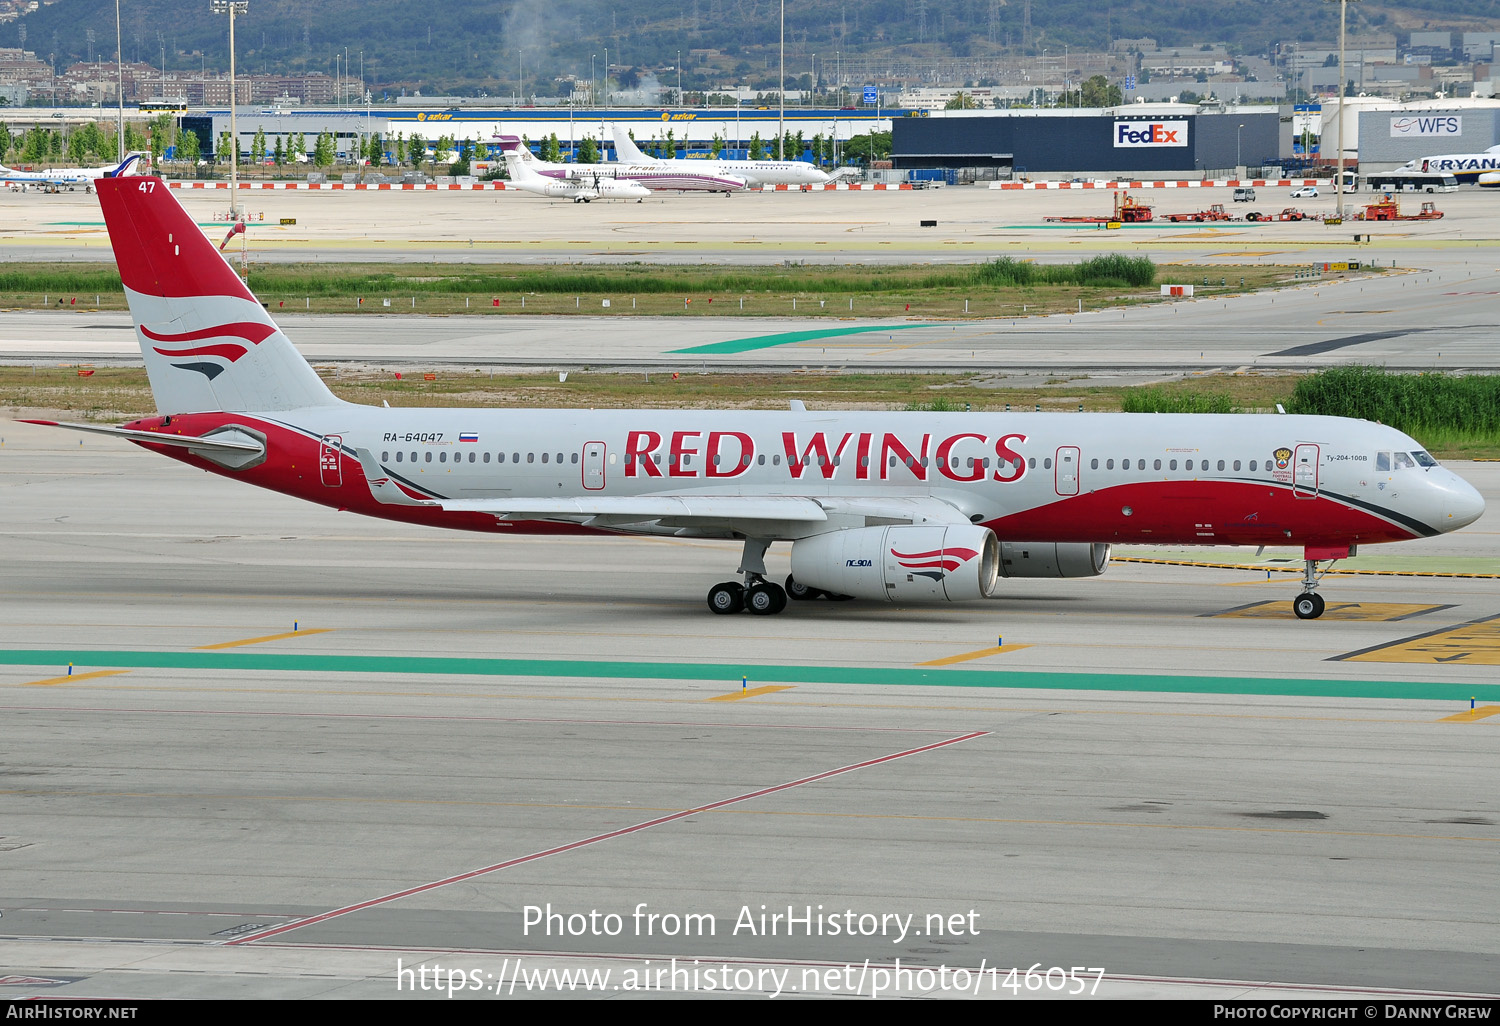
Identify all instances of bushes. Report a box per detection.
[1121,387,1238,414]
[1287,365,1500,444]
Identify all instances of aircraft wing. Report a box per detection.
[352,448,969,531]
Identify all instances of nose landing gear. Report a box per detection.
[1292,546,1351,620]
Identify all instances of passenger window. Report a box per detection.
[1217,460,1225,471]
[1153,459,1162,471]
[742,455,751,466]
[469,452,476,463]
[1137,459,1145,470]
[1169,459,1177,471]
[425,451,433,463]
[556,453,563,464]
[682,454,691,467]
[527,453,535,463]
[484,452,491,463]
[1185,459,1193,471]
[758,454,766,465]
[713,455,721,466]
[1233,460,1240,471]
[1249,460,1257,471]
[1090,459,1098,470]
[440,452,448,463]
[1106,459,1114,470]
[1028,457,1036,469]
[542,452,550,464]
[381,451,389,462]
[834,456,842,466]
[571,453,579,464]
[921,457,929,467]
[1043,457,1051,470]
[394,451,402,462]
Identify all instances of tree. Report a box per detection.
[273,135,285,167]
[436,134,456,171]
[749,132,765,160]
[366,132,384,166]
[841,131,892,166]
[148,114,173,163]
[313,131,336,168]
[407,131,426,169]
[542,132,561,162]
[944,91,979,110]
[176,127,200,165]
[710,132,725,158]
[577,135,599,163]
[1079,75,1123,108]
[251,127,267,164]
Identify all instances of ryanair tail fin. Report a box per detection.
[95,175,341,415]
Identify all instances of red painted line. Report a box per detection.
[227,730,988,945]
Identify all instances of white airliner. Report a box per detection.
[21,175,1487,619]
[495,135,746,194]
[1401,145,1500,182]
[503,147,649,202]
[0,152,147,192]
[608,123,831,187]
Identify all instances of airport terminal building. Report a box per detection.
[891,107,1281,178]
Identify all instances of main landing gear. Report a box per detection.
[706,538,788,616]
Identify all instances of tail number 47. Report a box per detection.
[138,181,156,193]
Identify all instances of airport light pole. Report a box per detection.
[1237,122,1244,172]
[210,0,247,219]
[1326,0,1361,217]
[778,0,784,159]
[114,0,124,161]
[677,50,681,107]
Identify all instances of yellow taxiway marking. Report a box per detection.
[21,669,131,687]
[1215,602,1446,622]
[917,644,1033,667]
[707,685,796,702]
[1439,706,1500,723]
[1342,616,1500,666]
[195,629,333,650]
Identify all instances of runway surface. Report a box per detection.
[0,421,1496,999]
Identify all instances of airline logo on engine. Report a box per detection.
[1113,120,1187,148]
[1391,116,1461,138]
[891,546,980,582]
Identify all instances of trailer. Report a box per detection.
[1357,199,1443,221]
[1243,208,1313,222]
[1165,203,1232,223]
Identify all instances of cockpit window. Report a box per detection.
[1412,450,1438,467]
[1376,452,1390,471]
[1393,452,1415,469]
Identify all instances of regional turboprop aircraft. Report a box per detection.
[607,123,831,187]
[503,147,650,202]
[21,174,1487,619]
[1,152,147,192]
[495,135,746,194]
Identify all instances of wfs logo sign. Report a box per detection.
[1391,116,1461,138]
[1113,120,1188,148]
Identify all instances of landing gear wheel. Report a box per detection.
[785,574,823,601]
[707,581,745,615]
[745,582,787,615]
[1293,593,1325,620]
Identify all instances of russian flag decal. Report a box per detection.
[459,432,479,442]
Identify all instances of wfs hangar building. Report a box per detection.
[892,106,1280,177]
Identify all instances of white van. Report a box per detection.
[1233,187,1256,202]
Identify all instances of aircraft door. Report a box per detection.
[1293,443,1319,498]
[583,441,606,490]
[319,434,343,487]
[1055,446,1080,496]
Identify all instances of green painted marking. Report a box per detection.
[671,324,927,355]
[2,650,1496,702]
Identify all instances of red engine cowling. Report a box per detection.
[998,542,1111,578]
[790,524,1000,602]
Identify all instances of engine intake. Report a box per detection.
[790,524,999,602]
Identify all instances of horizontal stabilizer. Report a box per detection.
[18,419,264,453]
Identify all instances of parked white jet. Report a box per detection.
[609,124,831,187]
[0,152,147,192]
[503,148,649,202]
[21,174,1486,619]
[1400,145,1500,182]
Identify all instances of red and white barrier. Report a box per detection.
[166,180,513,190]
[988,179,1320,190]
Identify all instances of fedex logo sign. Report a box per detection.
[1113,120,1188,148]
[1391,116,1460,138]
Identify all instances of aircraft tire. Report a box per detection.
[1293,593,1325,620]
[785,575,823,601]
[707,581,745,615]
[746,582,787,615]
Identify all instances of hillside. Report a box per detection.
[5,0,1500,97]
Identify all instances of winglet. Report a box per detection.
[354,447,435,506]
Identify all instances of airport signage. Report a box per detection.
[1390,116,1461,138]
[1113,120,1188,148]
[863,87,878,104]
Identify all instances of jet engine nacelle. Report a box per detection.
[998,541,1111,579]
[790,524,1000,602]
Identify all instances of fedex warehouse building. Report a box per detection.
[892,108,1280,177]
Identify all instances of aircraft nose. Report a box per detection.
[1441,472,1486,530]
